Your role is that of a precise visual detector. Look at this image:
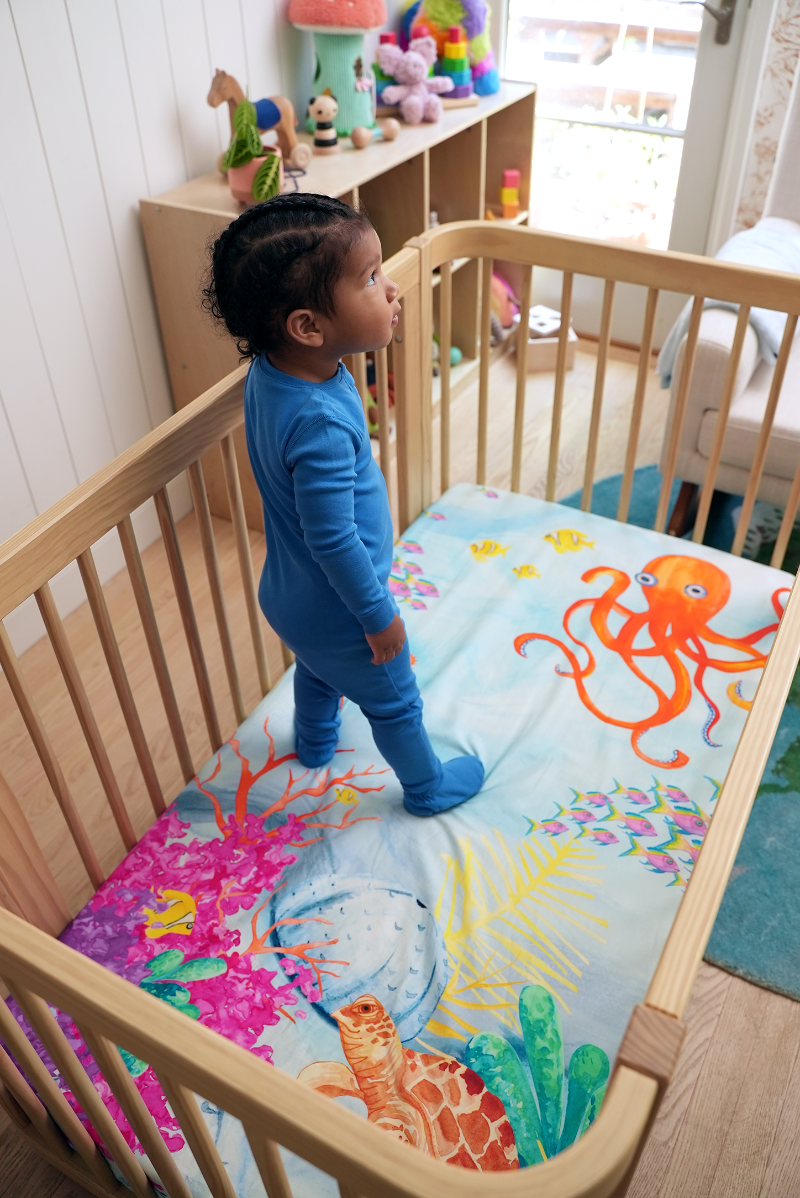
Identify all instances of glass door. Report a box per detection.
[506,0,701,249]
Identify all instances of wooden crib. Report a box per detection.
[1,220,800,1198]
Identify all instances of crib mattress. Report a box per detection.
[6,483,792,1196]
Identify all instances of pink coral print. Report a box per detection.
[4,718,386,1159]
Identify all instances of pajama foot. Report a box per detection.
[295,731,338,768]
[403,755,485,817]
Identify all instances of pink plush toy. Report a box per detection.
[377,36,454,124]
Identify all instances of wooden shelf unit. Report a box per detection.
[140,82,535,528]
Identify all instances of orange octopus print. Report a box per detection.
[515,554,788,769]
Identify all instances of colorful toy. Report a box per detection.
[439,25,473,99]
[377,36,453,124]
[308,93,340,154]
[501,168,520,219]
[374,31,398,105]
[207,71,311,169]
[350,118,401,148]
[288,0,387,136]
[402,0,500,96]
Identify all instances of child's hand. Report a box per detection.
[366,614,406,664]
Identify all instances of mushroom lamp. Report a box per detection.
[288,0,387,136]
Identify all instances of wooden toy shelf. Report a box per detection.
[140,81,535,528]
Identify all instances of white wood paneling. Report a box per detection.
[0,0,277,655]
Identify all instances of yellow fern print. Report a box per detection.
[429,831,607,1042]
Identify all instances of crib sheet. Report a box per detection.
[6,483,792,1196]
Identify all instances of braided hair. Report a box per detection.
[203,193,373,358]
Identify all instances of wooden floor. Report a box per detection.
[2,347,799,1196]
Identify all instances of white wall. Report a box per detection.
[0,0,307,654]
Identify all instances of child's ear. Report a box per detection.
[285,308,324,348]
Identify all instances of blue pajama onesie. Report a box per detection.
[244,355,483,815]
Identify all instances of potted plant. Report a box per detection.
[222,99,283,205]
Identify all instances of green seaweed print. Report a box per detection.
[466,984,609,1166]
[119,950,226,1076]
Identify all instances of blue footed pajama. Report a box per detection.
[244,354,483,815]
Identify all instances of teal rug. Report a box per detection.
[563,465,800,1002]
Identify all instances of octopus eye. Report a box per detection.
[685,584,707,599]
[635,572,658,587]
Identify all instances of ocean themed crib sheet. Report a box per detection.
[5,483,792,1197]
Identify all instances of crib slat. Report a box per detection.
[692,304,752,545]
[0,1039,72,1160]
[545,271,574,503]
[35,582,137,853]
[77,548,165,818]
[374,346,392,497]
[618,288,659,523]
[439,259,453,494]
[511,265,533,493]
[350,352,370,426]
[244,1123,294,1198]
[219,435,271,697]
[0,990,113,1185]
[581,278,616,512]
[187,460,247,725]
[771,464,800,569]
[159,1076,238,1198]
[11,985,152,1198]
[477,257,494,485]
[0,1075,29,1132]
[154,487,222,751]
[655,294,704,533]
[117,515,194,783]
[338,1184,363,1198]
[0,622,104,889]
[733,312,799,558]
[79,1026,193,1198]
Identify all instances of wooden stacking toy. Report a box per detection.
[440,25,473,100]
[501,168,520,220]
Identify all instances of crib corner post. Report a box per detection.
[608,1003,687,1196]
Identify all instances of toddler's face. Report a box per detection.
[329,227,401,354]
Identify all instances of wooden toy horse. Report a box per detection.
[207,70,311,169]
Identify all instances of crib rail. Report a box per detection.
[2,221,800,1198]
[400,221,800,567]
[0,905,658,1198]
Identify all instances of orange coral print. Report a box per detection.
[515,555,788,769]
[297,995,518,1170]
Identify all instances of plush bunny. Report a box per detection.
[377,36,454,124]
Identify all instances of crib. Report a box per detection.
[1,220,800,1198]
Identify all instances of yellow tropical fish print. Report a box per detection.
[335,787,360,805]
[513,564,540,579]
[142,889,197,938]
[543,529,595,554]
[470,540,510,562]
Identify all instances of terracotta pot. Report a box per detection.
[227,150,283,204]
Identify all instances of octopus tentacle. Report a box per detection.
[632,730,689,769]
[690,642,722,748]
[727,680,752,711]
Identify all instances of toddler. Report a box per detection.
[205,193,484,816]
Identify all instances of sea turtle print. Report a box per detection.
[297,995,519,1171]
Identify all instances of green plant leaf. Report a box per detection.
[466,1032,545,1166]
[169,957,227,982]
[252,153,281,202]
[520,984,564,1157]
[233,98,258,138]
[143,950,184,979]
[558,1043,609,1151]
[118,1046,148,1077]
[221,137,254,170]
